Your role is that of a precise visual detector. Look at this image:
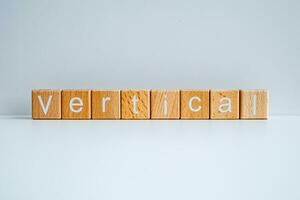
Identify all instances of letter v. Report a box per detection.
[38,95,53,114]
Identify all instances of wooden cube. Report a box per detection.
[181,90,209,119]
[210,90,239,119]
[32,89,61,119]
[240,89,269,119]
[151,90,180,119]
[121,90,150,119]
[62,90,91,119]
[92,90,120,119]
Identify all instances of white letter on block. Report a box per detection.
[189,96,201,112]
[219,97,231,113]
[132,95,139,114]
[163,95,168,116]
[70,97,83,113]
[252,95,257,115]
[102,96,111,113]
[38,95,53,115]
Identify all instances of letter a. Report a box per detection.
[219,97,232,113]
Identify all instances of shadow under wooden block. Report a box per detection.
[32,89,61,119]
[62,90,91,119]
[240,89,269,119]
[121,90,150,119]
[181,90,209,119]
[151,90,180,119]
[92,90,120,119]
[210,90,239,119]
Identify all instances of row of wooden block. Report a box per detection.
[32,89,269,120]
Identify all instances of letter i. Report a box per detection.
[163,95,168,116]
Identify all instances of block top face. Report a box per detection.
[92,90,120,119]
[241,89,268,92]
[121,90,150,119]
[210,90,239,119]
[180,90,209,119]
[151,90,180,119]
[32,89,61,119]
[62,90,91,119]
[240,89,269,119]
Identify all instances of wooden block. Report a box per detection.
[210,90,239,119]
[32,89,61,119]
[180,90,209,119]
[62,90,91,119]
[121,90,150,119]
[240,89,269,119]
[151,90,180,119]
[92,90,120,119]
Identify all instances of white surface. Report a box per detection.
[0,116,300,200]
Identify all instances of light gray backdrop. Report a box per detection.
[1,0,299,115]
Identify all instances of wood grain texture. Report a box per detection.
[32,89,61,119]
[151,90,180,119]
[240,89,269,119]
[210,90,239,119]
[181,90,209,119]
[92,90,120,119]
[121,90,150,119]
[62,90,91,119]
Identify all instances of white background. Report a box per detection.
[1,1,300,200]
[0,0,299,115]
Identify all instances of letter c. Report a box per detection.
[189,96,201,112]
